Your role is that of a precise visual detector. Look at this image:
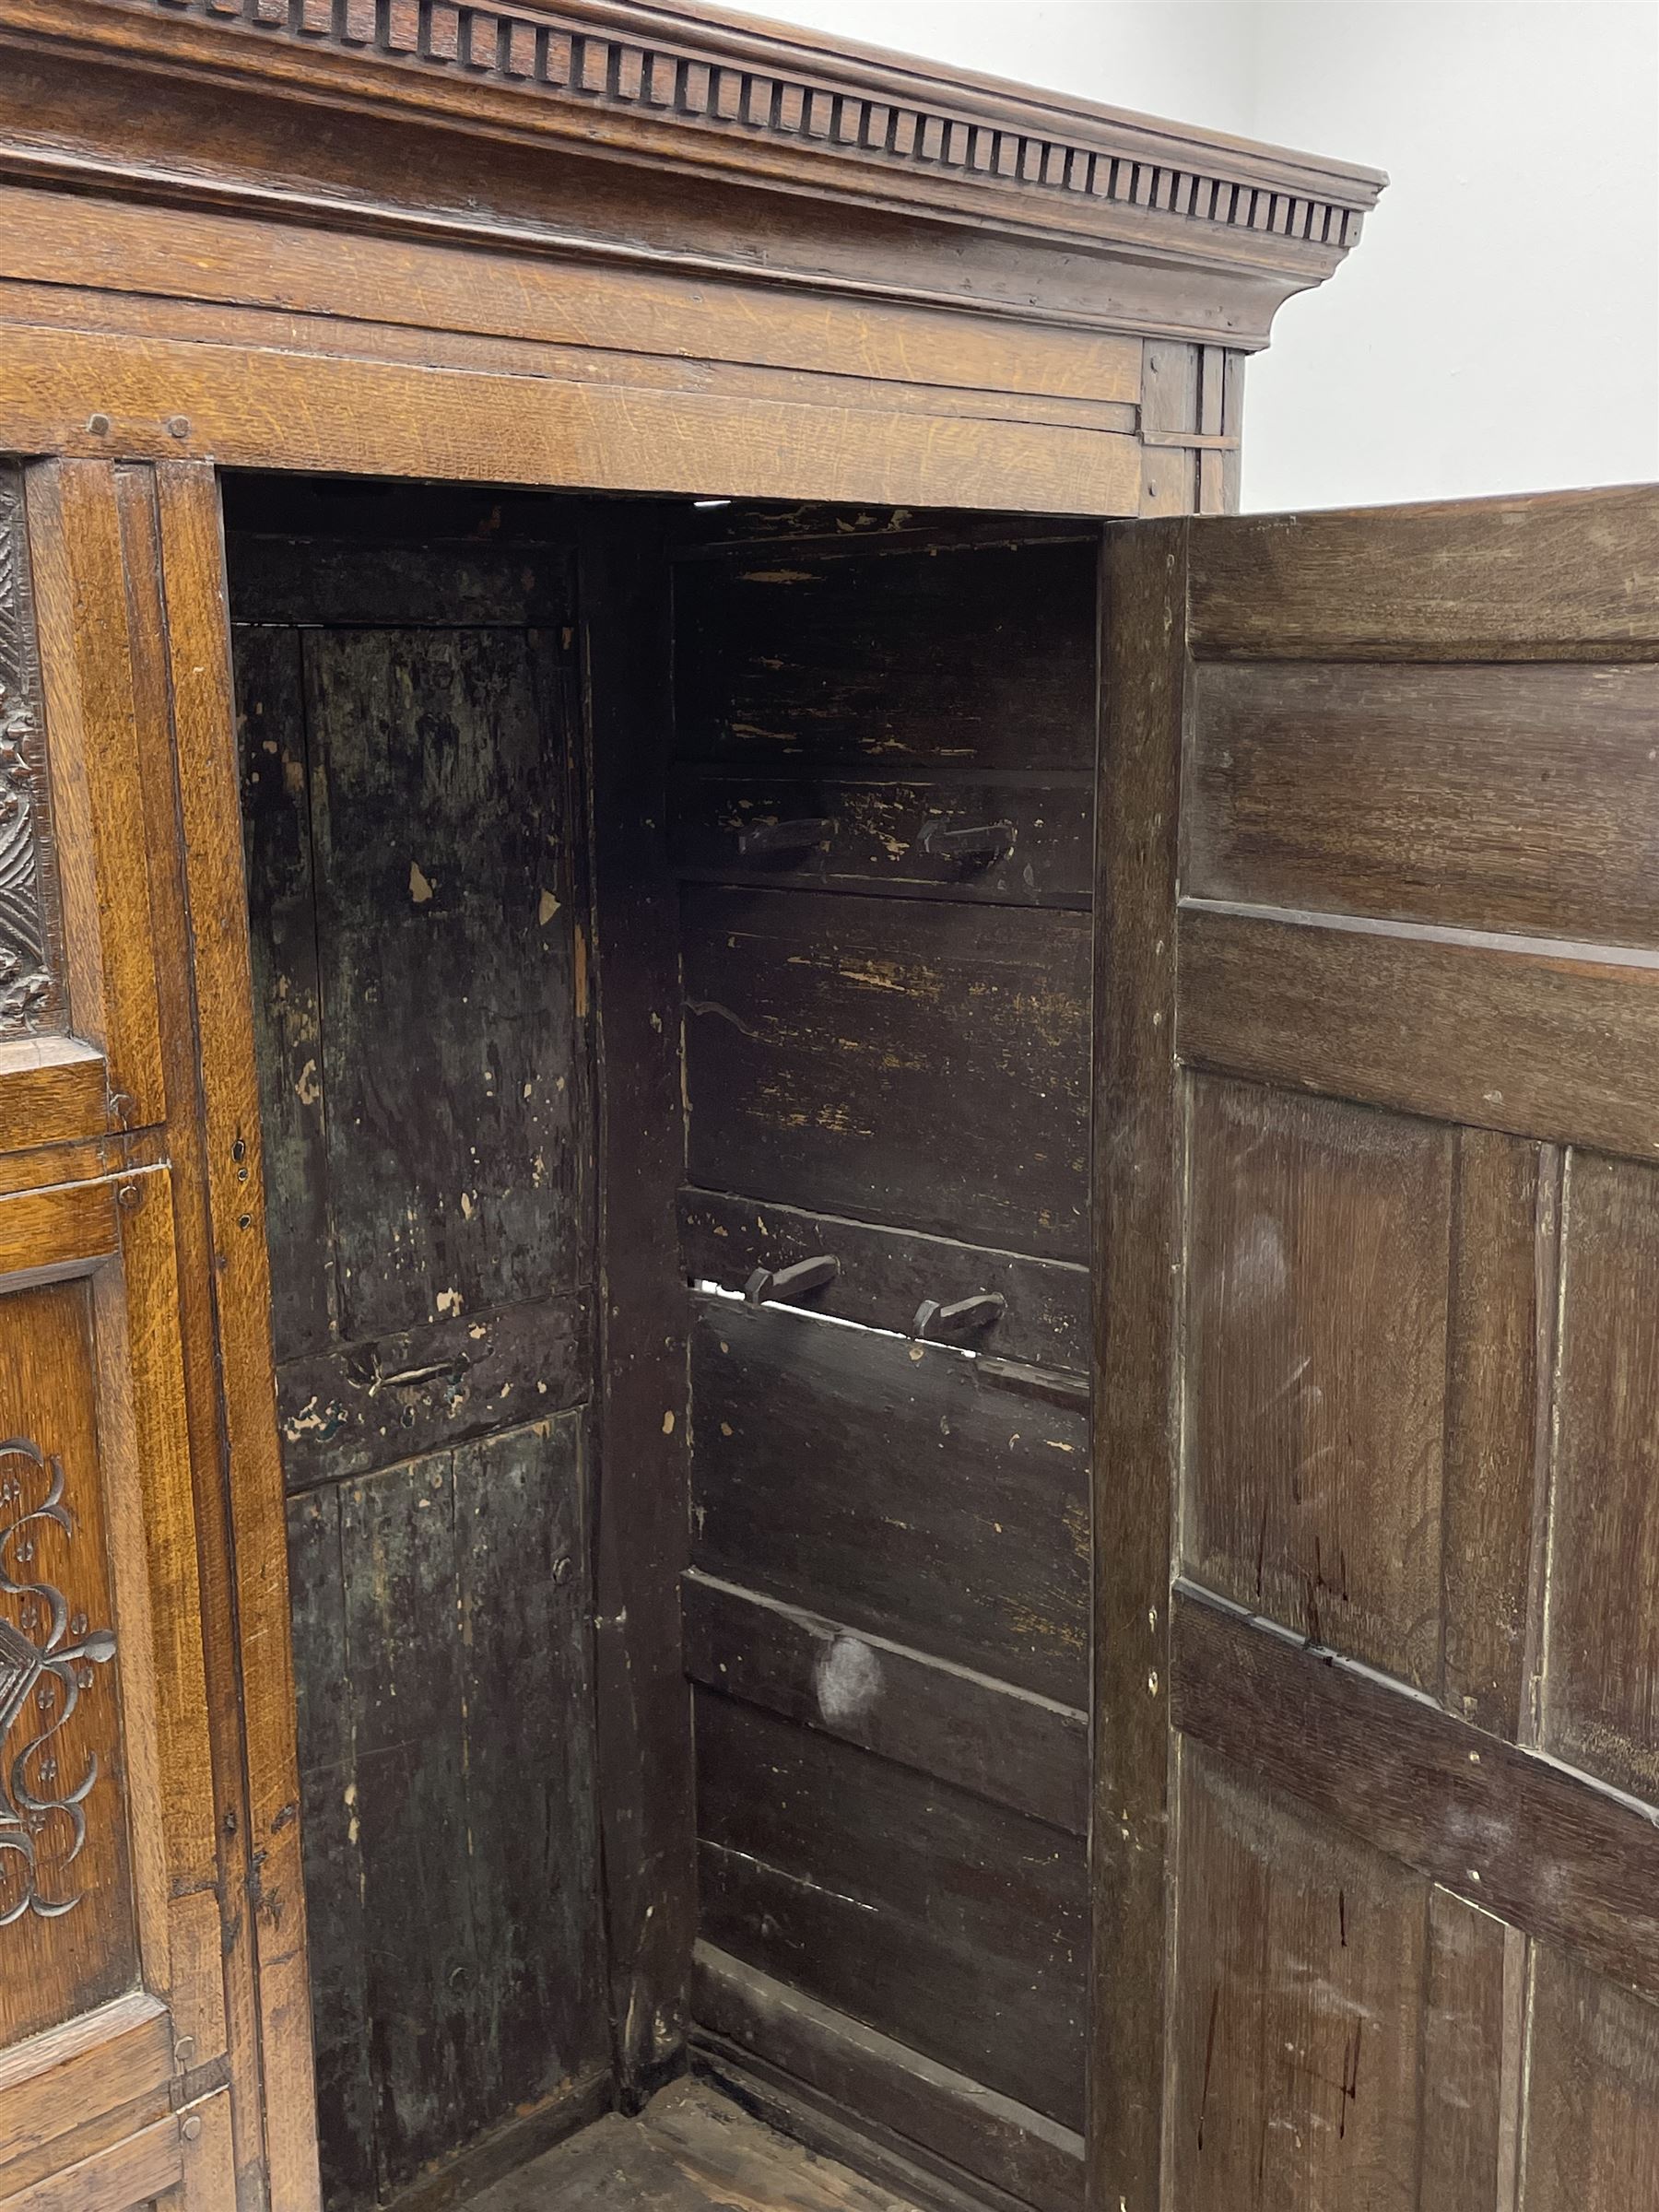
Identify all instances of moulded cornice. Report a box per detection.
[0,0,1384,321]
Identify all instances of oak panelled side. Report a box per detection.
[1093,488,1659,2212]
[0,455,314,2212]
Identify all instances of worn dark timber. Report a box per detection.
[693,1947,1086,2212]
[1171,1585,1659,2006]
[696,1690,1088,2129]
[678,1187,1089,1374]
[689,1299,1088,1704]
[682,1571,1088,1837]
[683,886,1091,1259]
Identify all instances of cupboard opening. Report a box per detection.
[221,473,1100,2212]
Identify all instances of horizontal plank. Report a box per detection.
[690,1299,1088,1702]
[0,2113,182,2212]
[674,540,1098,772]
[679,1188,1088,1372]
[0,1036,109,1156]
[0,1175,120,1282]
[1170,1583,1659,2005]
[1188,487,1659,659]
[0,184,1145,408]
[1185,659,1659,947]
[683,887,1090,1260]
[274,1291,591,1494]
[696,1692,1087,2128]
[683,1571,1087,1834]
[1178,900,1659,1160]
[228,537,571,626]
[0,1993,171,2179]
[693,1944,1085,2212]
[670,771,1092,909]
[0,323,1144,515]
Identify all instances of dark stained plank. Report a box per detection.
[1165,1744,1427,2212]
[285,1486,375,2212]
[1187,488,1659,661]
[682,886,1090,1260]
[579,512,696,2103]
[1178,901,1659,1165]
[682,1571,1087,1836]
[692,1945,1085,2212]
[1089,519,1184,2212]
[689,1299,1088,1704]
[303,621,581,1339]
[670,771,1092,909]
[678,1187,1088,1375]
[338,1451,480,2199]
[227,534,571,627]
[1523,1947,1659,2212]
[455,1415,608,2111]
[1182,1076,1453,1688]
[1170,1585,1659,2006]
[674,539,1098,772]
[1185,660,1659,947]
[274,1292,590,1494]
[236,619,335,1359]
[695,1692,1087,2129]
[1440,1132,1558,1735]
[1544,1149,1659,1801]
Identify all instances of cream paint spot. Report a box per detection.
[294,1057,322,1107]
[435,1287,463,1317]
[460,1191,477,1220]
[410,861,435,903]
[538,888,560,925]
[814,1634,882,1726]
[662,1410,676,1435]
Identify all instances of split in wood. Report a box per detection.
[743,1253,841,1306]
[912,1291,1007,1342]
[735,817,833,857]
[915,817,1017,866]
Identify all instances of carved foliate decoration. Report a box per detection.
[0,469,52,1039]
[0,1438,117,1924]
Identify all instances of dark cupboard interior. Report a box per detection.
[223,477,1098,2212]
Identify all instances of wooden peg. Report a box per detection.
[912,1291,1007,1341]
[744,1253,840,1306]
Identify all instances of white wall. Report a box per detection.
[753,0,1659,511]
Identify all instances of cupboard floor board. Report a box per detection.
[462,2081,924,2211]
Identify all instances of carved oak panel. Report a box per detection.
[0,462,57,1039]
[0,1277,135,2050]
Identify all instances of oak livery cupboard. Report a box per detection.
[0,6,1653,2211]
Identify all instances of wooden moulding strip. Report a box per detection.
[0,1992,171,2182]
[682,1570,1088,1837]
[1171,1583,1659,2006]
[693,1943,1085,2212]
[1179,898,1659,1164]
[0,1171,118,1281]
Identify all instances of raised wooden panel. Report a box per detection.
[1185,660,1659,946]
[1524,1948,1659,2212]
[674,540,1098,773]
[1187,488,1659,660]
[1545,1150,1659,1800]
[1165,1746,1426,2212]
[683,887,1090,1259]
[0,1276,134,2050]
[1179,902,1659,1164]
[690,1300,1088,1704]
[1182,1077,1451,1686]
[696,1690,1087,2130]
